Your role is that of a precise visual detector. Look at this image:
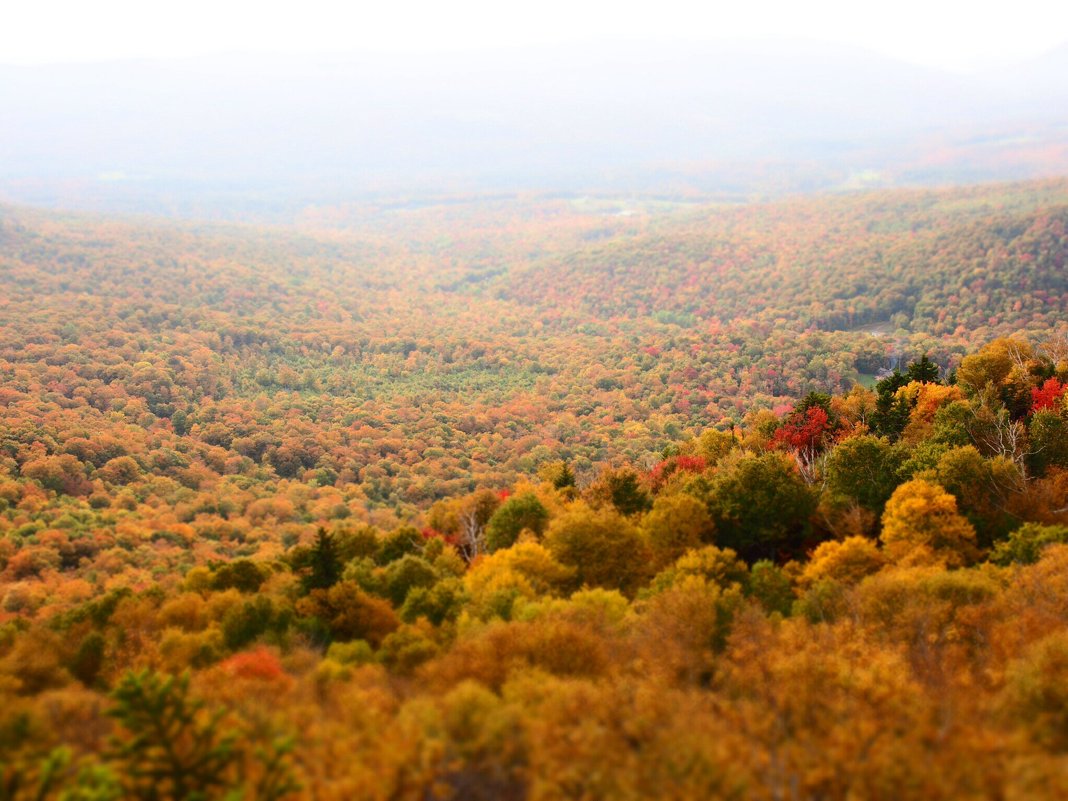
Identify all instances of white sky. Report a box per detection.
[2,0,1067,73]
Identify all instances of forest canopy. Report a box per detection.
[3,178,1068,798]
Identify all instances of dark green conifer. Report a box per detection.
[306,527,341,592]
[906,354,941,383]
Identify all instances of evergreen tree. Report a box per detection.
[870,370,912,440]
[549,461,576,490]
[306,527,341,592]
[906,354,941,384]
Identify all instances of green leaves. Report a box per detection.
[105,670,298,801]
[107,671,236,801]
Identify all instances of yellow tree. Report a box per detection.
[801,536,886,587]
[640,493,714,570]
[880,480,979,567]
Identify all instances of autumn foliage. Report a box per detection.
[3,182,1068,798]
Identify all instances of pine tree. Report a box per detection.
[906,354,941,384]
[306,527,341,592]
[553,461,576,490]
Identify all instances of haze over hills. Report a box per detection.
[2,40,1068,218]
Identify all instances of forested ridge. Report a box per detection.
[4,179,1068,798]
[3,179,1068,510]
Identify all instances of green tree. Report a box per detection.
[870,371,911,440]
[211,559,270,594]
[485,493,549,553]
[705,452,817,561]
[544,502,650,595]
[304,528,340,592]
[538,460,576,490]
[906,354,940,384]
[1028,409,1068,475]
[990,522,1068,566]
[108,671,236,800]
[748,560,795,616]
[585,467,651,517]
[824,435,903,515]
[383,555,438,606]
[107,670,298,801]
[918,445,1020,548]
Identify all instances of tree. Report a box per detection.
[824,435,903,516]
[957,338,1036,418]
[899,382,965,444]
[747,560,795,616]
[1028,410,1068,475]
[107,670,298,801]
[990,522,1068,566]
[383,554,438,606]
[20,454,92,496]
[429,490,503,562]
[544,502,650,595]
[296,581,399,645]
[919,445,1021,547]
[1031,377,1067,414]
[538,460,576,491]
[800,536,885,587]
[870,370,911,440]
[646,545,750,595]
[693,428,737,464]
[1001,632,1068,751]
[705,452,817,561]
[880,479,979,567]
[305,527,340,592]
[485,493,549,553]
[585,467,651,517]
[212,559,270,593]
[464,541,575,620]
[905,354,940,384]
[772,406,833,484]
[640,493,714,569]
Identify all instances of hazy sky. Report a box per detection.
[2,0,1066,72]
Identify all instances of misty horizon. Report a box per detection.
[2,38,1068,219]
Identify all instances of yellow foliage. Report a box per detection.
[158,626,224,672]
[880,479,979,567]
[544,501,650,595]
[158,592,210,631]
[640,493,714,570]
[801,536,886,587]
[464,541,575,620]
[693,428,737,464]
[900,382,965,444]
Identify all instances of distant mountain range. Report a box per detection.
[1,41,1067,217]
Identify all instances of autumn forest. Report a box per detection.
[3,177,1068,799]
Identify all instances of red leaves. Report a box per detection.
[648,454,707,491]
[220,647,286,682]
[1031,378,1066,413]
[675,456,707,473]
[773,407,831,454]
[422,527,459,547]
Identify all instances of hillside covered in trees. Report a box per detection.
[3,178,1068,798]
[3,178,1067,512]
